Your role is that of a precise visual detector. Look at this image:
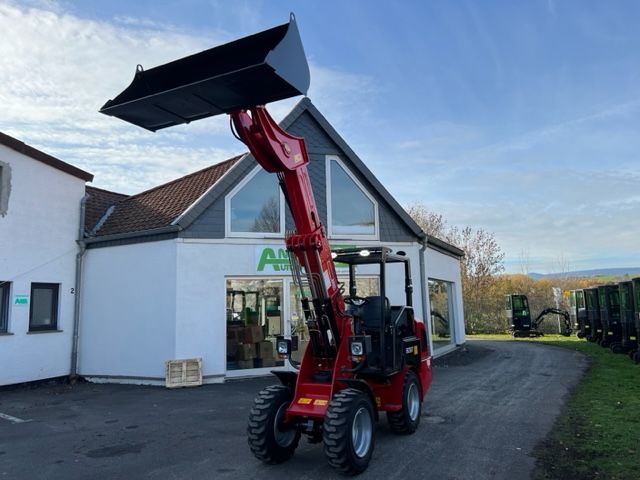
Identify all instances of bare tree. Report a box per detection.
[252,196,280,232]
[407,203,505,332]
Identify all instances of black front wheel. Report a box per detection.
[248,385,300,464]
[387,370,422,434]
[323,388,375,475]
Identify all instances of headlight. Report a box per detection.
[350,341,364,356]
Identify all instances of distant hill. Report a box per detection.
[529,268,640,280]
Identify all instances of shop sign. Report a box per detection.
[255,245,354,274]
[14,294,29,306]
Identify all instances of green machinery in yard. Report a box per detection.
[618,281,638,357]
[584,287,603,343]
[569,289,589,339]
[598,285,623,351]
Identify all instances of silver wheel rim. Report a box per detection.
[351,406,372,458]
[407,383,420,421]
[273,403,296,447]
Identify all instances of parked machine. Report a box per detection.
[100,15,432,475]
[505,294,572,337]
[584,287,603,343]
[569,289,589,339]
[617,281,638,357]
[597,285,622,350]
[633,278,640,364]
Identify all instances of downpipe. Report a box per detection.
[418,236,432,352]
[70,194,88,382]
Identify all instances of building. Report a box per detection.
[0,132,93,386]
[79,99,465,385]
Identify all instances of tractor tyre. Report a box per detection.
[577,332,585,339]
[610,343,625,354]
[247,385,300,464]
[323,388,375,475]
[628,349,637,360]
[387,370,422,434]
[634,352,640,365]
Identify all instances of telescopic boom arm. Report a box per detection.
[231,107,351,359]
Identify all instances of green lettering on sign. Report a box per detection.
[256,247,290,272]
[14,295,28,305]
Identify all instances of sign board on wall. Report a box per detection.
[255,245,353,274]
[14,294,29,306]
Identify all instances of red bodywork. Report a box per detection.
[231,106,432,421]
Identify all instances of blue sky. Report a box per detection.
[1,0,638,273]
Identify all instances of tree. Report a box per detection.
[407,203,506,333]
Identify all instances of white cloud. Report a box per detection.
[0,1,377,196]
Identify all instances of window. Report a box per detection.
[29,283,59,331]
[428,279,455,351]
[327,157,378,239]
[226,279,285,370]
[0,281,9,332]
[226,167,284,236]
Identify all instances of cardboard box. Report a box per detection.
[256,341,274,359]
[254,358,276,368]
[227,326,245,342]
[244,325,264,344]
[237,360,254,369]
[236,343,256,361]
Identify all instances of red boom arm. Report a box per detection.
[230,107,352,360]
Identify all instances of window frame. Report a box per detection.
[0,281,10,333]
[325,155,379,240]
[225,165,286,238]
[28,283,59,332]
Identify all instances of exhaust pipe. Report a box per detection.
[100,13,309,131]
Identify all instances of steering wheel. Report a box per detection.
[343,296,369,307]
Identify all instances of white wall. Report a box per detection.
[78,237,464,383]
[426,248,466,345]
[79,240,177,383]
[0,144,86,385]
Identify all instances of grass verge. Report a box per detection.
[469,334,640,480]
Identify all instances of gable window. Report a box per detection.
[327,156,378,239]
[0,281,9,333]
[29,283,59,331]
[226,166,284,237]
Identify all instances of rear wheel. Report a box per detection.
[323,388,375,475]
[248,385,300,464]
[388,370,421,434]
[634,352,640,365]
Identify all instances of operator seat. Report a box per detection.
[359,296,391,370]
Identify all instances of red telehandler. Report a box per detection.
[100,14,433,475]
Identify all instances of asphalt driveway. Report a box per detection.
[0,340,588,480]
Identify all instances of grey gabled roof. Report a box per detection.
[86,97,463,258]
[280,99,463,258]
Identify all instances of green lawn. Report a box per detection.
[468,334,640,480]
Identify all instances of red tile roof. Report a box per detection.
[94,155,242,236]
[85,186,129,234]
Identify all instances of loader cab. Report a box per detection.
[332,247,420,376]
[617,281,637,352]
[505,294,531,333]
[598,285,621,348]
[570,289,589,338]
[584,288,602,343]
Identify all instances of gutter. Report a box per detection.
[84,225,181,245]
[70,194,88,381]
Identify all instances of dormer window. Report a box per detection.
[326,156,378,239]
[226,166,284,237]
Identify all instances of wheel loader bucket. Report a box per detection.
[99,14,309,131]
